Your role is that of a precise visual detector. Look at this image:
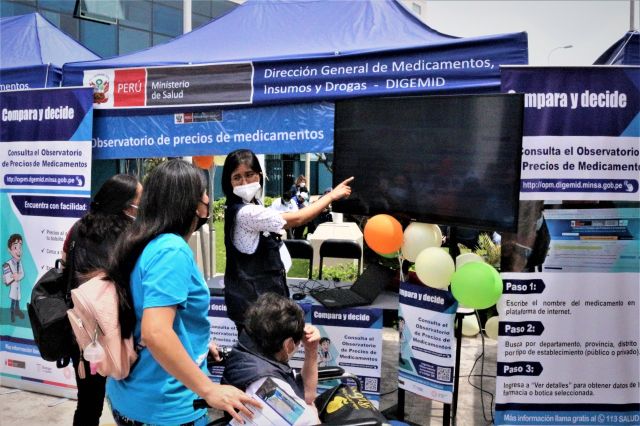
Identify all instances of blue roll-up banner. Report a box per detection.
[501,66,639,202]
[93,101,334,159]
[0,87,93,398]
[397,282,457,404]
[496,67,640,426]
[311,305,383,407]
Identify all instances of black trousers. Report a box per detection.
[72,352,106,426]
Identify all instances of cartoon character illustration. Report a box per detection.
[3,234,25,323]
[398,316,412,366]
[317,337,334,367]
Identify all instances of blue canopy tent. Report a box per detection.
[63,0,527,103]
[0,13,99,90]
[594,30,640,65]
[61,0,528,159]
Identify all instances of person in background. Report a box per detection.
[269,191,298,239]
[307,187,333,235]
[61,174,141,426]
[222,149,353,330]
[290,174,307,200]
[223,293,321,425]
[291,175,310,238]
[270,191,299,214]
[107,160,259,425]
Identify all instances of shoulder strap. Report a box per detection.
[65,225,78,298]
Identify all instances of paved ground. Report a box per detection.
[0,328,497,426]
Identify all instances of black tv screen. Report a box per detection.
[332,93,524,232]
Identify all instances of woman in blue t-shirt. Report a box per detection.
[107,159,260,426]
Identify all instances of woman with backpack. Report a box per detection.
[61,173,142,426]
[107,159,260,426]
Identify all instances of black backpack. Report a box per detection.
[27,239,76,368]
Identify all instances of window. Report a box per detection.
[0,1,36,17]
[38,10,79,39]
[192,0,211,16]
[119,26,150,55]
[152,33,173,46]
[152,3,182,36]
[39,0,75,14]
[120,0,151,31]
[80,19,117,57]
[60,12,79,38]
[74,0,124,24]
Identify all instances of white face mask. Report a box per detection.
[286,339,299,362]
[233,181,261,203]
[299,182,306,188]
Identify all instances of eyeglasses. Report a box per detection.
[231,170,259,183]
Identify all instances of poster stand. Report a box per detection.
[383,307,476,426]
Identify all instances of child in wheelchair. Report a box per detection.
[222,292,321,425]
[219,293,389,426]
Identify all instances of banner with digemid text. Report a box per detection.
[501,66,639,201]
[495,272,639,425]
[92,102,334,159]
[397,282,457,404]
[0,87,93,397]
[80,33,527,110]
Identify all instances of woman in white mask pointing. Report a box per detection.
[221,149,353,332]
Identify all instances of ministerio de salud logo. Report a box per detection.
[88,73,111,104]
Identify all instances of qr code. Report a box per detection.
[436,366,452,382]
[363,377,378,392]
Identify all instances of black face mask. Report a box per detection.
[195,202,210,232]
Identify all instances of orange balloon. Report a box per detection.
[364,214,403,254]
[193,155,214,169]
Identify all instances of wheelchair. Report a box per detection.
[194,347,389,426]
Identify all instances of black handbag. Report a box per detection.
[315,384,388,425]
[27,239,76,368]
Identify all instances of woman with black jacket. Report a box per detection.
[61,174,141,426]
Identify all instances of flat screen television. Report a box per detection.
[332,93,524,232]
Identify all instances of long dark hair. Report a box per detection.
[76,174,138,245]
[109,160,206,338]
[221,149,263,206]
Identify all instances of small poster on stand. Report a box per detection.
[398,282,457,404]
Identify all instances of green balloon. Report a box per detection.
[490,266,504,299]
[451,262,503,310]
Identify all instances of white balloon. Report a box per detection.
[414,247,454,289]
[461,315,480,337]
[484,316,500,340]
[402,223,442,262]
[455,252,484,269]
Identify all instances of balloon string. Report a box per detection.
[398,255,405,283]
